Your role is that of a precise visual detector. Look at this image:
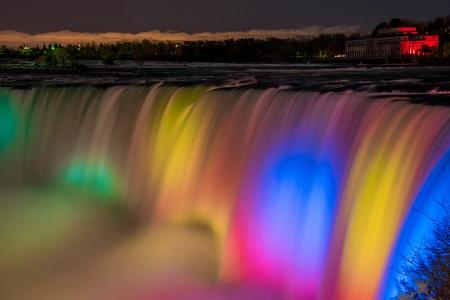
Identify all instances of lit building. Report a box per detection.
[345,27,439,59]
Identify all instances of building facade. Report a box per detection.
[345,27,439,60]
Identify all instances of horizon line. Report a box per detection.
[0,26,362,47]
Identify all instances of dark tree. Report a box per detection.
[400,204,450,299]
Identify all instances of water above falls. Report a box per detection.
[0,85,449,300]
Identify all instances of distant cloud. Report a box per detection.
[0,26,360,47]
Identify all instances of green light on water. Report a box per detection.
[0,90,17,152]
[63,161,119,200]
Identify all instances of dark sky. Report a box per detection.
[1,0,449,33]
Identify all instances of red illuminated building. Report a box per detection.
[345,27,439,59]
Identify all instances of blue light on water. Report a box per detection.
[254,153,337,288]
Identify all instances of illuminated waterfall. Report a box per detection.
[0,85,449,300]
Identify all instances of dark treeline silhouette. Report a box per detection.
[0,15,449,64]
[399,203,450,299]
[0,35,350,63]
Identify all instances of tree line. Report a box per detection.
[0,15,449,64]
[0,34,349,63]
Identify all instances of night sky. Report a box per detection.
[1,0,449,33]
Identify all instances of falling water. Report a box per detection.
[0,85,449,300]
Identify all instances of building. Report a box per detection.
[345,27,439,60]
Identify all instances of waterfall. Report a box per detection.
[0,85,449,299]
